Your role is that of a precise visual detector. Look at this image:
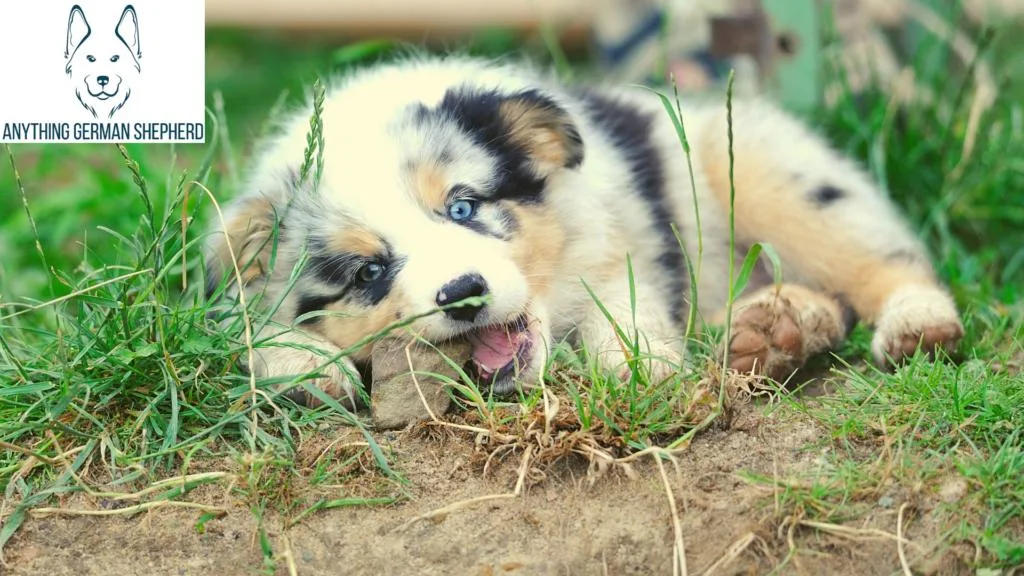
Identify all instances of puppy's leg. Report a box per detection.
[576,277,684,383]
[246,325,362,409]
[205,194,362,407]
[695,100,963,371]
[713,284,853,382]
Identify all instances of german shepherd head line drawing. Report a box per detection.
[65,4,141,119]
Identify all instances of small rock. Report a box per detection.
[371,337,472,430]
[877,495,895,509]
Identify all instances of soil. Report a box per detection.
[2,401,974,576]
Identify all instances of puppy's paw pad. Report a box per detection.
[727,297,804,381]
[873,312,963,367]
[871,286,963,368]
[873,320,963,367]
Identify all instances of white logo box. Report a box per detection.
[0,1,206,144]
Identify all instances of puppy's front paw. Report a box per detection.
[726,296,806,382]
[871,285,963,368]
[249,344,362,409]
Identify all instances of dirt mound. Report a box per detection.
[3,405,966,576]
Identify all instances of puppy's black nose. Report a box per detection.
[97,75,109,86]
[436,273,488,322]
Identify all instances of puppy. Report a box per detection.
[64,4,142,119]
[204,54,964,408]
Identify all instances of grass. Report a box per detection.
[1,14,1023,573]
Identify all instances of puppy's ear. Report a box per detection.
[116,5,141,61]
[499,91,584,176]
[204,195,282,300]
[65,5,91,61]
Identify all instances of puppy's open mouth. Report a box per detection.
[463,314,532,393]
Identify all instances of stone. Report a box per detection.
[370,337,472,430]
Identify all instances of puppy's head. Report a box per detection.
[207,73,584,394]
[65,5,141,102]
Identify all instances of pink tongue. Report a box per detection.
[469,326,519,374]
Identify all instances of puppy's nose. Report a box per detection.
[436,273,488,322]
[97,75,109,86]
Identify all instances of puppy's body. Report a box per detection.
[206,55,963,406]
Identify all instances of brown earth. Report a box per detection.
[2,401,974,576]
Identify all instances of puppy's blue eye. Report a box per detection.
[86,55,96,62]
[111,55,120,62]
[357,261,385,284]
[448,199,477,222]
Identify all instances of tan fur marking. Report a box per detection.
[507,203,566,296]
[212,197,277,286]
[323,227,385,258]
[319,287,410,362]
[410,161,449,212]
[696,120,936,323]
[499,100,575,172]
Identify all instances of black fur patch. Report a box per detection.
[299,239,406,320]
[432,88,554,204]
[575,89,687,322]
[307,251,365,286]
[453,203,518,240]
[295,258,405,324]
[812,185,846,205]
[410,102,431,124]
[357,256,405,305]
[460,217,510,240]
[295,292,342,325]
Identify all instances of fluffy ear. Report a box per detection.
[204,195,282,299]
[116,5,141,60]
[498,91,584,175]
[65,5,91,61]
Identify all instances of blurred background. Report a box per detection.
[2,0,1023,313]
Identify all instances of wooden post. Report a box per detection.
[205,0,593,35]
[761,0,822,111]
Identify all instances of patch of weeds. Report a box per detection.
[747,353,1024,569]
[958,430,1024,565]
[233,437,402,530]
[0,92,399,560]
